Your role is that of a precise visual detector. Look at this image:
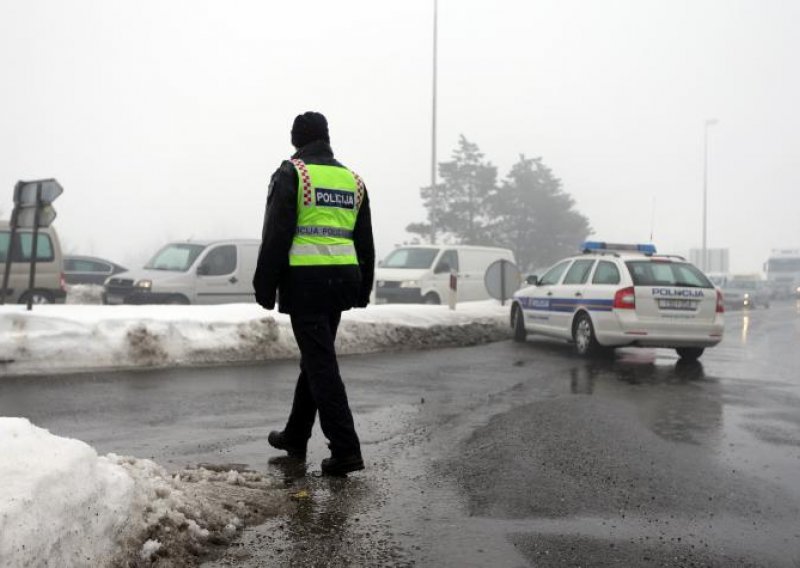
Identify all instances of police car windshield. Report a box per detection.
[625,261,713,289]
[383,248,438,269]
[145,244,206,272]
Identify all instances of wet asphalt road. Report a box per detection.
[2,302,800,567]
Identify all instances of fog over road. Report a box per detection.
[2,303,799,567]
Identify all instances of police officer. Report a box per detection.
[253,111,375,476]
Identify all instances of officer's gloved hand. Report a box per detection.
[256,293,276,311]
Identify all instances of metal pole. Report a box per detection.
[702,124,708,271]
[500,260,506,306]
[26,183,42,311]
[430,0,438,245]
[702,118,718,272]
[649,196,656,242]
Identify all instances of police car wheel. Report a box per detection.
[573,313,599,356]
[512,304,526,342]
[676,347,704,361]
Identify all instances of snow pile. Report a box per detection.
[66,284,104,305]
[111,457,286,565]
[0,301,511,376]
[0,418,290,566]
[0,418,135,565]
[139,538,162,561]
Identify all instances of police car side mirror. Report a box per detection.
[435,262,451,274]
[526,275,539,285]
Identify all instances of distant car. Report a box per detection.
[64,255,127,286]
[0,220,67,304]
[510,241,724,361]
[720,279,771,310]
[103,239,259,305]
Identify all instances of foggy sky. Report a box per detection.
[1,0,797,273]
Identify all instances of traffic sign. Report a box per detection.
[484,259,521,304]
[14,179,63,206]
[16,205,57,228]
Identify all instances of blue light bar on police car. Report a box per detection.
[582,241,657,254]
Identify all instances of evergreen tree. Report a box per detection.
[406,136,497,244]
[488,155,591,271]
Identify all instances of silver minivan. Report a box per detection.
[0,220,66,304]
[103,239,260,305]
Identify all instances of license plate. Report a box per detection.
[105,295,124,305]
[657,298,697,311]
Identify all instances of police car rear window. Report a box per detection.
[625,261,713,288]
[592,261,620,285]
[563,259,595,285]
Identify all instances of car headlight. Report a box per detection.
[135,279,152,290]
[399,280,420,288]
[796,286,800,294]
[744,293,750,300]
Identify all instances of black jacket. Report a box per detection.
[252,140,375,314]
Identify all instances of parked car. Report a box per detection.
[511,241,724,360]
[64,255,127,285]
[720,279,771,309]
[0,220,66,304]
[102,239,260,305]
[374,245,516,304]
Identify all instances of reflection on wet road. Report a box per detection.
[446,303,800,568]
[1,303,798,566]
[568,358,723,447]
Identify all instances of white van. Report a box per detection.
[0,220,66,304]
[375,245,516,304]
[103,239,260,305]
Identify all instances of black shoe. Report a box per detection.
[321,455,364,476]
[268,430,306,459]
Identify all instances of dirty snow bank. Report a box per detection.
[0,418,289,567]
[0,301,510,376]
[66,284,104,305]
[0,418,133,565]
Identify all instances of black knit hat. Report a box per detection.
[291,111,330,148]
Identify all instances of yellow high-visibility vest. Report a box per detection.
[288,159,365,267]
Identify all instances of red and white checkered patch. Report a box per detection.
[352,171,365,210]
[291,159,313,206]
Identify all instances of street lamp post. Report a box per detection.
[430,0,438,244]
[702,118,718,271]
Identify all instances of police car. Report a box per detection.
[510,242,725,360]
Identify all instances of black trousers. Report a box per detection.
[284,311,361,458]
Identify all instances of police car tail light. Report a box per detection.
[716,289,725,314]
[613,287,636,309]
